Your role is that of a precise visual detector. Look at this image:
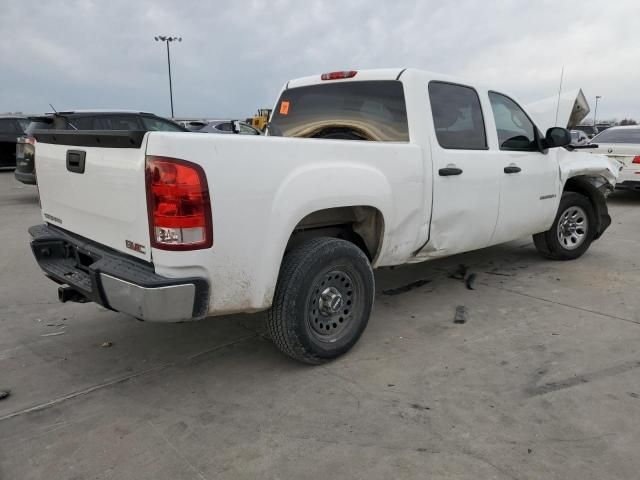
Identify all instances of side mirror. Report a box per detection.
[543,127,571,149]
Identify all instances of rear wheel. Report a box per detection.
[533,192,595,260]
[268,237,374,364]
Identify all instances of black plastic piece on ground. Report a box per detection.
[454,306,468,324]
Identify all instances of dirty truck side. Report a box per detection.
[29,68,620,363]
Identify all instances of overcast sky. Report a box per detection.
[1,0,638,121]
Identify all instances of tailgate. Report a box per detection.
[33,130,152,262]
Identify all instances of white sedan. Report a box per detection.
[589,126,640,191]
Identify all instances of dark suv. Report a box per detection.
[15,111,187,184]
[0,115,30,168]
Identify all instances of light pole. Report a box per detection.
[593,95,601,126]
[154,35,182,118]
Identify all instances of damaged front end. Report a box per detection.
[558,149,622,239]
[558,149,621,191]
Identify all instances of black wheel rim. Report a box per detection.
[306,268,361,343]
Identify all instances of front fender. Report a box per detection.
[558,149,621,187]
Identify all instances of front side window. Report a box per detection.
[591,128,640,144]
[489,92,538,151]
[268,80,409,142]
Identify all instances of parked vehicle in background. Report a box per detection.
[174,119,209,131]
[28,68,619,364]
[246,109,272,131]
[589,126,640,191]
[198,120,261,135]
[570,130,589,146]
[573,125,599,139]
[14,111,187,185]
[0,114,30,168]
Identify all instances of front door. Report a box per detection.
[487,92,559,244]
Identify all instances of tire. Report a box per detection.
[268,237,374,364]
[533,192,596,260]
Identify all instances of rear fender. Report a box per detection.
[253,163,398,308]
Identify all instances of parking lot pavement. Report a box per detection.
[0,170,639,480]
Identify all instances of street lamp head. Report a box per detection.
[154,35,183,42]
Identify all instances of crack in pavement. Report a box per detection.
[484,283,640,326]
[0,333,258,423]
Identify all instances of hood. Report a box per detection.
[526,89,590,132]
[557,149,621,187]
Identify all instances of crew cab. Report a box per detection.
[29,69,619,364]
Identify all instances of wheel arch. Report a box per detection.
[562,175,611,239]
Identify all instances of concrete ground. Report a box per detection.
[0,170,639,480]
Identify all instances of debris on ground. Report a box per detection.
[382,279,431,296]
[465,273,477,290]
[449,264,468,280]
[454,305,468,324]
[41,331,65,337]
[484,270,515,277]
[100,341,113,348]
[0,390,11,401]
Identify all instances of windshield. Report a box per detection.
[268,80,409,142]
[591,128,640,144]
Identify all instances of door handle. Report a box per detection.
[504,165,521,174]
[439,167,463,176]
[66,150,86,174]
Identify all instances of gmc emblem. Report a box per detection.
[125,240,146,255]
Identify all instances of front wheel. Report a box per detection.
[268,237,374,364]
[533,192,596,260]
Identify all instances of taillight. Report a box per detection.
[321,70,357,80]
[145,155,213,250]
[632,156,640,164]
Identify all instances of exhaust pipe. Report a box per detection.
[58,285,88,303]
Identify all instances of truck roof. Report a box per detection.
[284,68,489,92]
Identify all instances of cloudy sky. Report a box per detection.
[1,0,638,121]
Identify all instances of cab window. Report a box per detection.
[489,92,538,151]
[428,82,487,150]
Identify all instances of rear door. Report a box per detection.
[487,92,559,244]
[420,81,501,256]
[33,131,152,261]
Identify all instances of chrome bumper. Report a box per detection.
[29,224,209,322]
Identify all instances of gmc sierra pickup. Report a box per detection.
[29,68,620,364]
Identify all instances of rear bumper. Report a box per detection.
[29,224,209,322]
[14,169,36,185]
[615,180,640,191]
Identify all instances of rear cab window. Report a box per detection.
[268,80,409,142]
[428,82,487,150]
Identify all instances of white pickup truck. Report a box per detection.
[30,68,620,363]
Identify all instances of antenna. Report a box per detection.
[554,66,564,127]
[49,103,58,113]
